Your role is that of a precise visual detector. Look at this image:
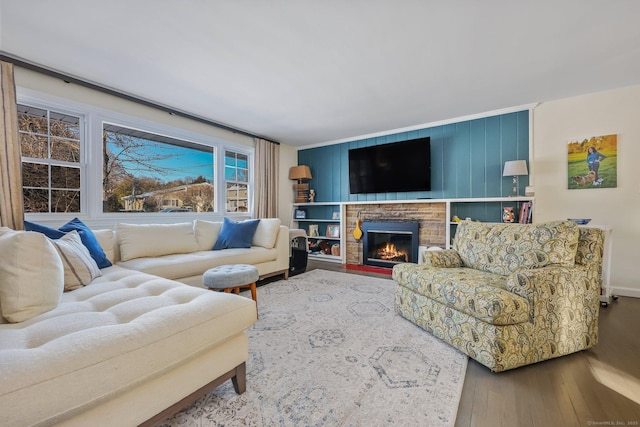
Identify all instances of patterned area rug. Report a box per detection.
[162,269,467,426]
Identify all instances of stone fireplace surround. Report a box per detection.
[344,202,446,266]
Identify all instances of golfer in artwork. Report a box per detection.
[586,146,606,185]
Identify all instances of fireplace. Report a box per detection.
[361,222,419,268]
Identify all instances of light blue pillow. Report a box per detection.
[213,218,261,250]
[24,218,112,268]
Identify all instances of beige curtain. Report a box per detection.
[0,61,24,230]
[254,138,279,218]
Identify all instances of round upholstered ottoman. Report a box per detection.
[203,264,259,314]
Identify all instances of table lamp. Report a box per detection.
[289,165,312,203]
[503,160,528,197]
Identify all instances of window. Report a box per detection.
[224,150,249,212]
[18,90,253,219]
[18,104,82,213]
[102,124,215,213]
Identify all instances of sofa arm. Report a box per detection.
[421,249,463,268]
[506,265,600,316]
[506,264,600,354]
[273,225,290,273]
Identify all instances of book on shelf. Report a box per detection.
[518,203,526,223]
[518,201,532,224]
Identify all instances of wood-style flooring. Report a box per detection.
[305,259,640,427]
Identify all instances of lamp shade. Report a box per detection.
[289,165,312,181]
[503,160,528,177]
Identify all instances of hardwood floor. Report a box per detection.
[305,260,640,427]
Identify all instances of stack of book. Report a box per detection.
[518,201,533,224]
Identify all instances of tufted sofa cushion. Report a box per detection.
[452,220,580,276]
[0,265,257,426]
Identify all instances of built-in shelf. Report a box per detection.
[447,197,534,248]
[292,197,535,260]
[308,252,342,263]
[292,202,345,263]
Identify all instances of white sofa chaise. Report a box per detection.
[0,217,289,426]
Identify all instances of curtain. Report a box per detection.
[0,61,24,230]
[254,138,279,218]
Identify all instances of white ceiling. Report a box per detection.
[2,1,640,147]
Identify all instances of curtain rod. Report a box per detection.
[0,52,279,145]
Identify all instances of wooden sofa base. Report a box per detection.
[140,362,246,427]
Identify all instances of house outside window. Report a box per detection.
[224,150,249,212]
[102,124,215,213]
[18,104,82,213]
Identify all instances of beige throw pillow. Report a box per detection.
[92,229,117,264]
[49,230,102,291]
[194,219,222,250]
[252,218,282,249]
[0,230,64,323]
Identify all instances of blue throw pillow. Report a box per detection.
[213,218,261,250]
[25,218,112,268]
[24,220,65,239]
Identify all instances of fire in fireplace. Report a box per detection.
[375,242,409,263]
[361,222,419,268]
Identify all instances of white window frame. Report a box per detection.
[18,88,254,225]
[17,97,88,217]
[222,147,253,214]
[101,121,217,214]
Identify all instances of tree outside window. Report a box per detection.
[18,104,81,213]
[102,124,215,213]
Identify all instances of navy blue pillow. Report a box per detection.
[212,218,261,250]
[25,218,112,268]
[24,220,65,239]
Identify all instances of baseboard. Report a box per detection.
[611,287,640,299]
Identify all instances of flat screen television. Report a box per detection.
[348,137,431,194]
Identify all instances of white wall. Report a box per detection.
[14,68,255,147]
[532,84,640,297]
[278,143,298,225]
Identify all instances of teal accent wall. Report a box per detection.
[298,110,529,202]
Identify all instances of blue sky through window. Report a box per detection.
[106,134,214,184]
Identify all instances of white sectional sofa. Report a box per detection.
[0,217,289,426]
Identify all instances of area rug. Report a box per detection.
[162,269,468,427]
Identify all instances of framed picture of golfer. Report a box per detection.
[567,134,617,190]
